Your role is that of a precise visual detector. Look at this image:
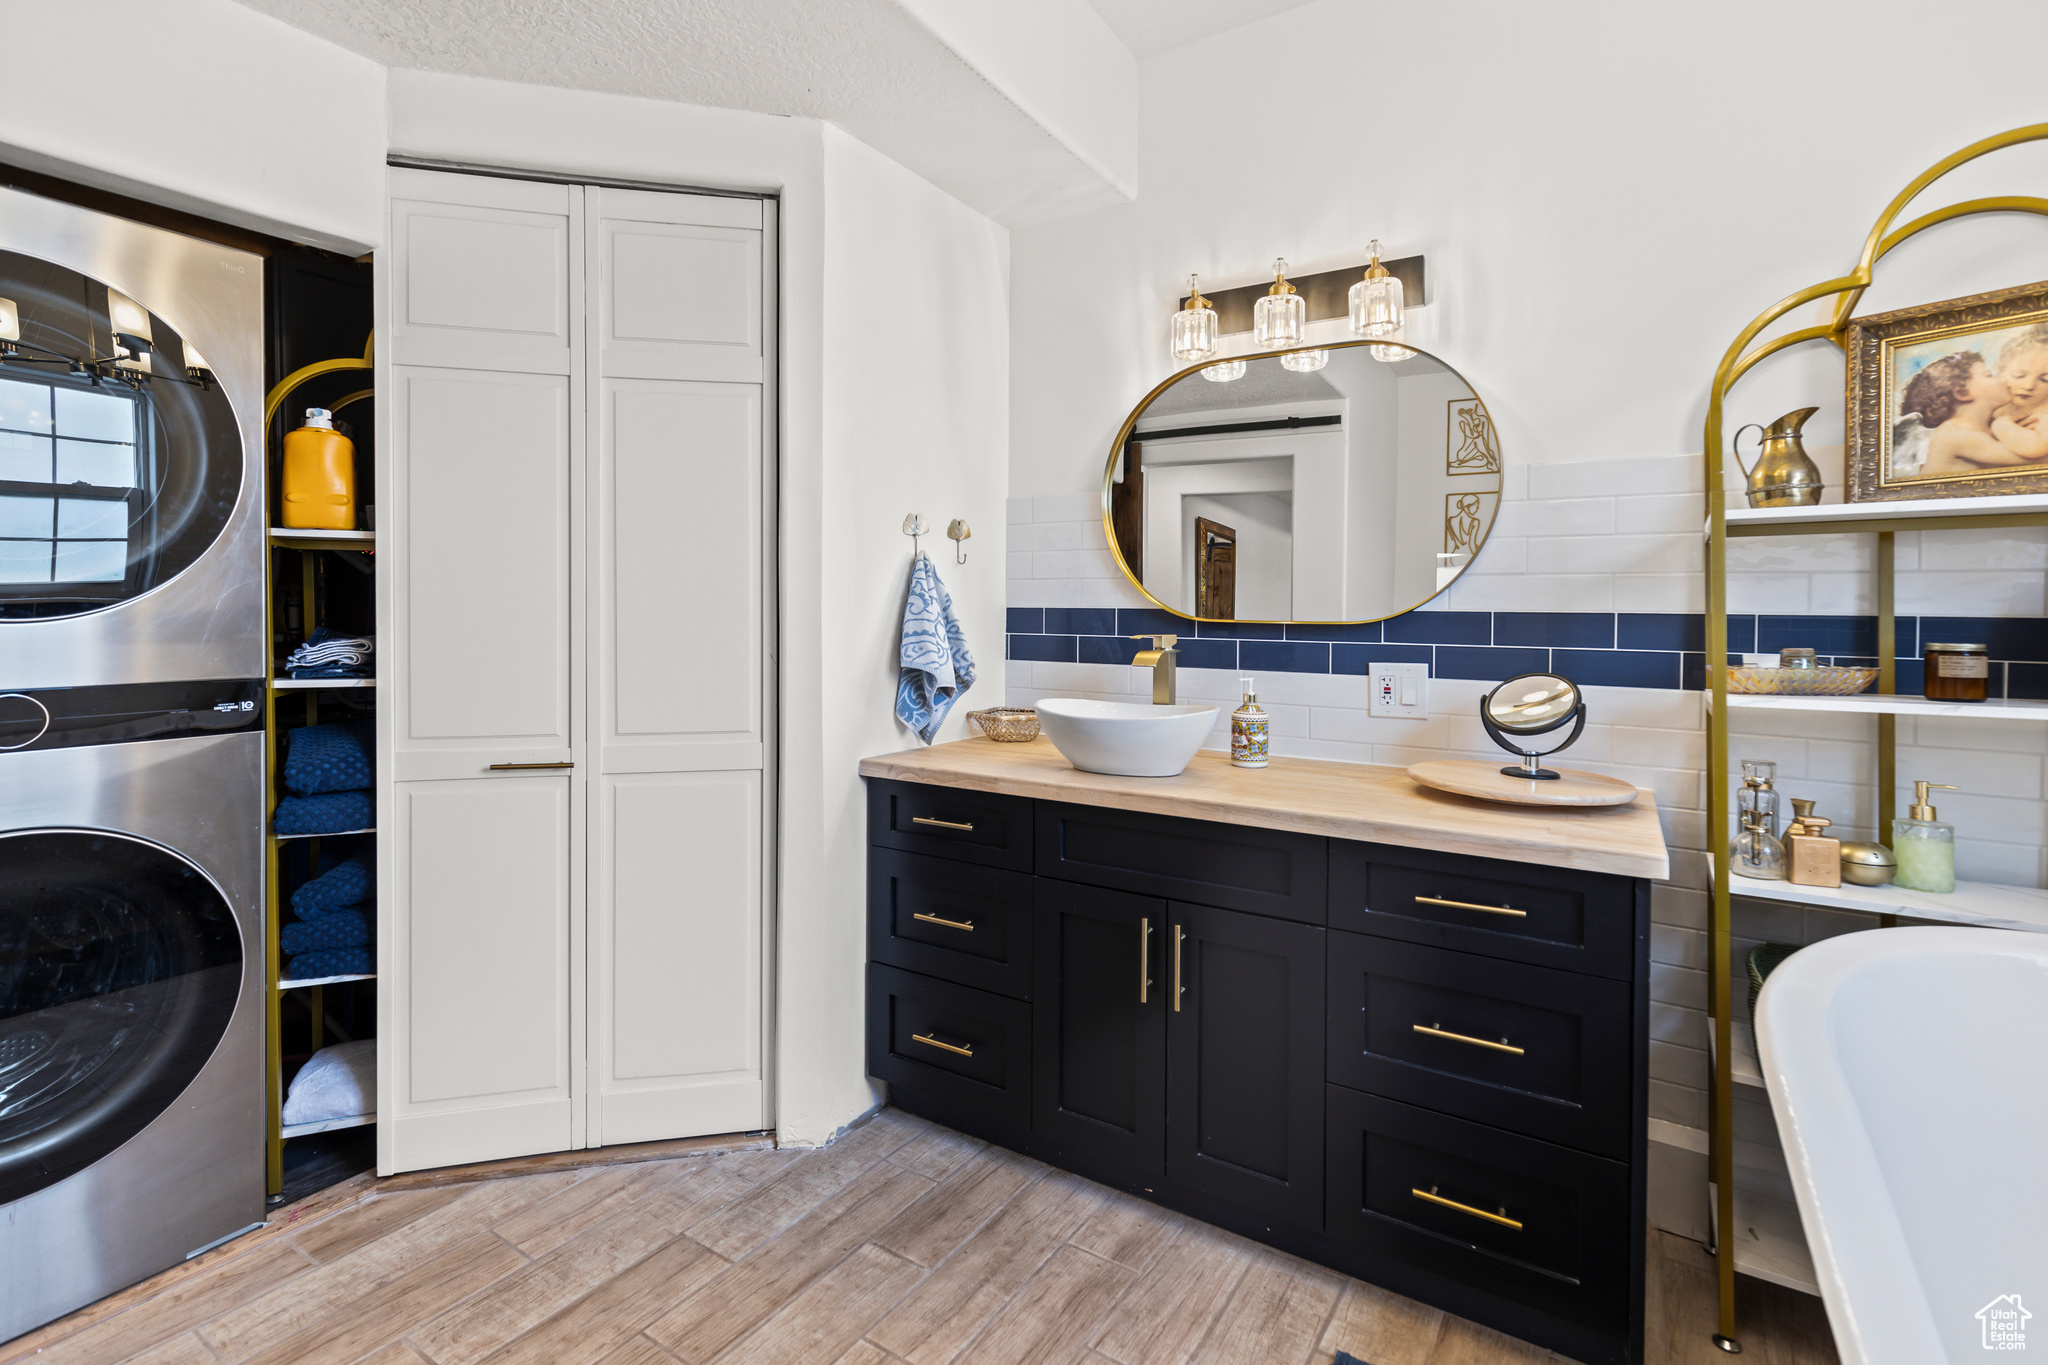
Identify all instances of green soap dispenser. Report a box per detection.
[1892,781,1958,893]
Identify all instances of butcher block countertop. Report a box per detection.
[860,736,1670,882]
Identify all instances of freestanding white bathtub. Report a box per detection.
[1756,926,2048,1364]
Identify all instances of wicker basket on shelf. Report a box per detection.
[966,707,1040,741]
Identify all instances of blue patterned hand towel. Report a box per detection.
[293,855,374,915]
[896,555,975,745]
[281,907,371,954]
[284,721,375,795]
[286,946,373,980]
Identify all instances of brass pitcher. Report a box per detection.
[1733,406,1824,508]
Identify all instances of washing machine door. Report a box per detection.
[0,250,242,619]
[0,829,243,1206]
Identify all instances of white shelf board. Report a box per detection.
[270,527,375,541]
[274,827,375,842]
[1711,1181,1820,1296]
[1722,860,2048,933]
[1716,692,2048,720]
[1726,491,2048,529]
[279,973,375,989]
[272,678,375,690]
[280,1112,376,1139]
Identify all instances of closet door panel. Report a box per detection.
[394,368,574,778]
[595,770,765,1143]
[387,776,574,1169]
[388,168,577,375]
[594,189,763,383]
[600,378,763,769]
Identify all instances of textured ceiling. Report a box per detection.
[1082,0,1323,58]
[230,0,1129,226]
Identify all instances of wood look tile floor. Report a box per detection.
[1,1109,1840,1365]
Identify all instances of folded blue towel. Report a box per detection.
[292,856,374,914]
[281,908,371,954]
[286,946,373,980]
[289,661,374,680]
[895,555,975,745]
[284,721,375,796]
[275,790,374,836]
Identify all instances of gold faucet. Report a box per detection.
[1130,634,1180,704]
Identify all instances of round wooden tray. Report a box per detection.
[1406,759,1641,807]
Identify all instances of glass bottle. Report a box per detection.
[1731,760,1786,881]
[1892,781,1959,893]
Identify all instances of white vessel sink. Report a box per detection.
[1757,926,2048,1364]
[1034,699,1219,778]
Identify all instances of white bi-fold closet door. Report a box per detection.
[379,166,774,1173]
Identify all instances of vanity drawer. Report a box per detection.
[1327,933,1631,1158]
[869,849,1033,999]
[867,963,1030,1139]
[869,778,1033,871]
[1036,801,1327,923]
[1325,1086,1632,1334]
[1329,841,1639,980]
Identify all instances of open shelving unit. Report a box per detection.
[1700,125,2048,1350]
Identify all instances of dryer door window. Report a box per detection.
[0,830,243,1206]
[0,250,243,619]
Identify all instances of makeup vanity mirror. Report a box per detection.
[1104,340,1502,622]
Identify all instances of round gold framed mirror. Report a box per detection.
[1102,339,1501,624]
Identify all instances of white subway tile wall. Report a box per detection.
[1006,451,2048,1231]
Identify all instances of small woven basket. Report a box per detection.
[967,707,1040,742]
[1725,666,1877,696]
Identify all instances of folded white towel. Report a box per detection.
[281,1039,376,1127]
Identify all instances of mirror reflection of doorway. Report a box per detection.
[1195,517,1235,619]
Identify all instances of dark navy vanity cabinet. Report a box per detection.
[865,776,1652,1365]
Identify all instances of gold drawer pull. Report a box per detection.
[913,912,974,933]
[912,816,975,832]
[1416,894,1527,919]
[912,1032,973,1058]
[1412,1186,1522,1230]
[1413,1023,1524,1056]
[489,761,574,770]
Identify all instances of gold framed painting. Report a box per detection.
[1848,279,2048,502]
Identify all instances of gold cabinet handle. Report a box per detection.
[912,816,975,832]
[1415,894,1527,919]
[1139,917,1152,1004]
[1413,1023,1524,1056]
[912,1032,973,1058]
[489,761,575,770]
[1173,925,1185,1013]
[1412,1186,1521,1230]
[912,911,974,933]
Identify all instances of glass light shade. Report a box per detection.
[1252,259,1304,348]
[1170,274,1219,363]
[1279,347,1328,373]
[0,297,18,342]
[1200,359,1246,382]
[106,290,151,371]
[1348,274,1404,338]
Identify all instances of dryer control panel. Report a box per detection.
[0,678,264,752]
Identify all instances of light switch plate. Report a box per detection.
[1368,662,1430,719]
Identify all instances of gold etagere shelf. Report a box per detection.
[1702,126,2048,1351]
[261,340,375,1195]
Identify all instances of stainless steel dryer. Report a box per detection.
[0,681,266,1342]
[0,188,264,688]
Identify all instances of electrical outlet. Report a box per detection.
[1368,662,1430,719]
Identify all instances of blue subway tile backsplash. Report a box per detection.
[1008,610,2048,693]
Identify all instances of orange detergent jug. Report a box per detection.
[281,407,357,530]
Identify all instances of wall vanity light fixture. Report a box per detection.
[1252,259,1304,349]
[1350,239,1407,361]
[1170,275,1219,363]
[0,297,19,355]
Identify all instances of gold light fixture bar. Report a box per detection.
[1182,255,1425,335]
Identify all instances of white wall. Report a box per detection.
[3,0,385,253]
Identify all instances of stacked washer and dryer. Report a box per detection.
[0,187,269,1339]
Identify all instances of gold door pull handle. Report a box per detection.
[1173,925,1185,1013]
[1139,917,1152,1004]
[1415,895,1527,919]
[488,761,575,770]
[1412,1187,1522,1230]
[1413,1023,1524,1055]
[912,912,974,933]
[911,816,975,832]
[912,1032,973,1058]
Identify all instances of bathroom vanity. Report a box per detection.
[860,736,1669,1365]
